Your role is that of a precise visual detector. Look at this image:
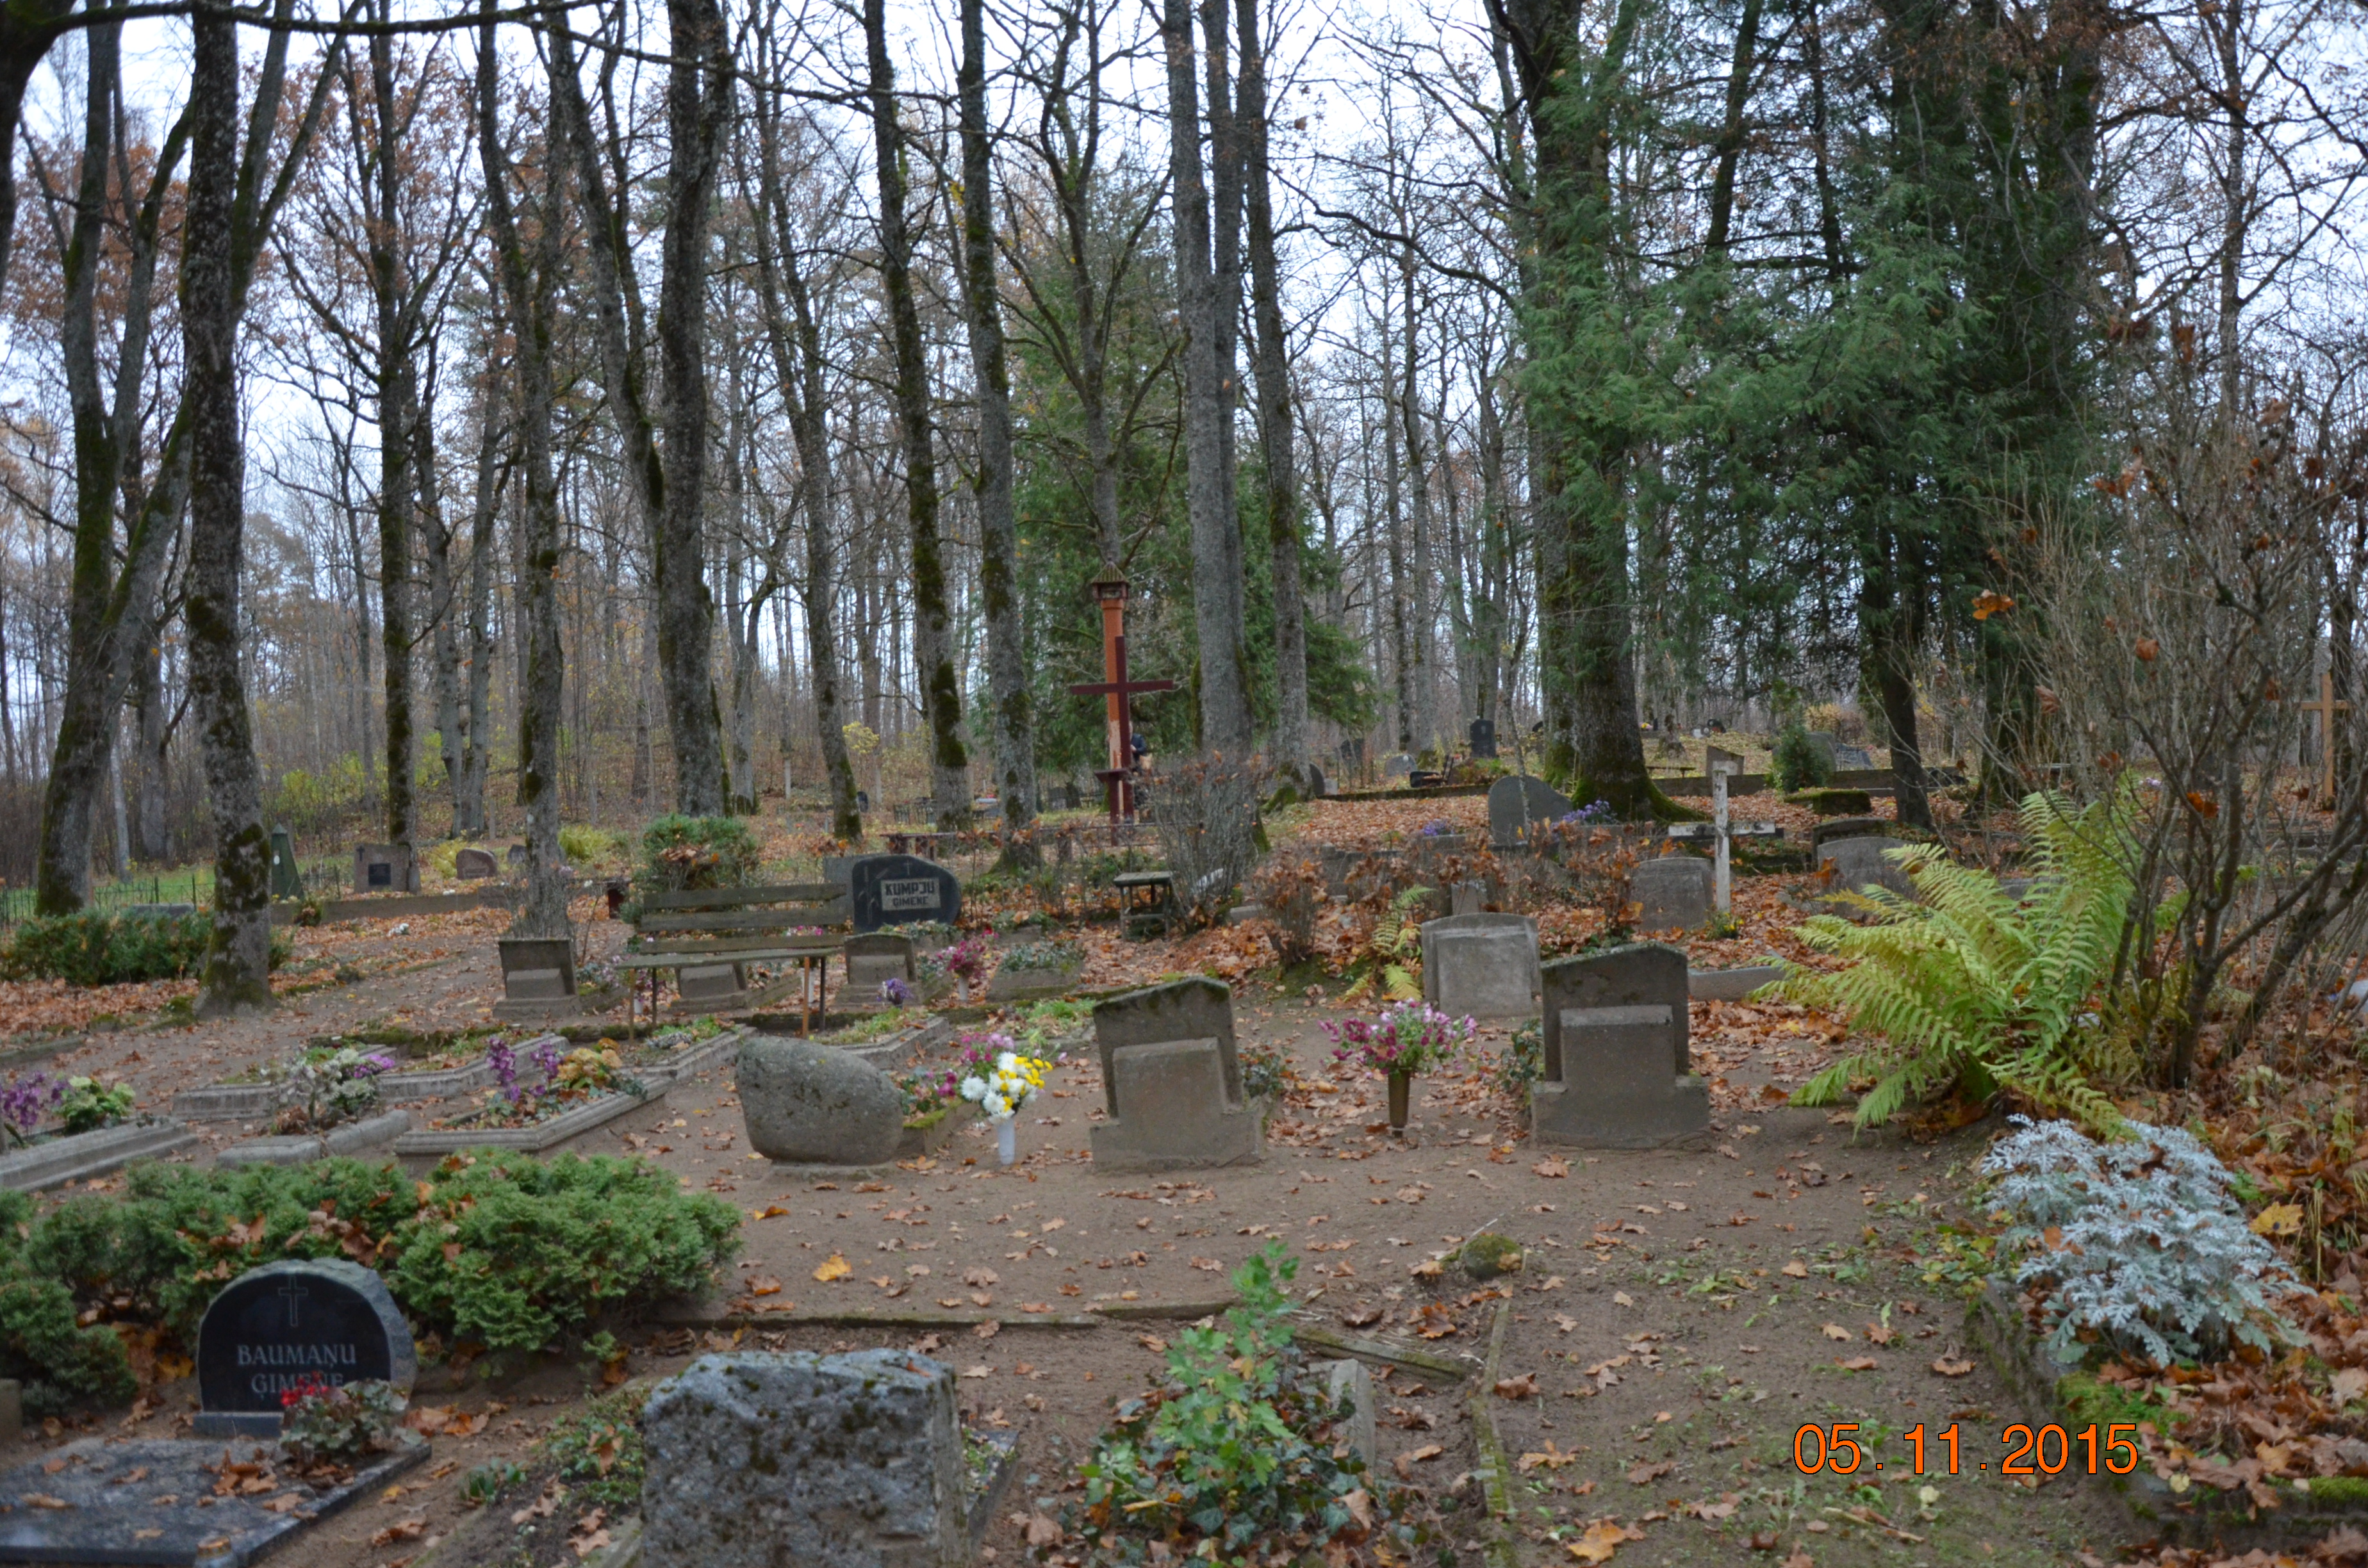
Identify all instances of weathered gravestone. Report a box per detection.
[1089,977,1261,1170]
[844,933,918,1001]
[1420,914,1538,1019]
[454,845,499,879]
[1804,731,1841,770]
[506,842,529,870]
[1704,744,1745,776]
[270,824,302,899]
[195,1259,416,1438]
[1530,943,1708,1148]
[642,1350,967,1568]
[351,842,417,894]
[1306,763,1329,798]
[1811,817,1893,852]
[1382,753,1417,779]
[849,854,962,933]
[1817,836,1920,903]
[1450,880,1488,917]
[1469,717,1498,759]
[1631,856,1713,933]
[495,936,580,1020]
[1832,742,1874,771]
[1488,774,1574,847]
[737,1038,907,1167]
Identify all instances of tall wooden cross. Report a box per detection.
[2301,669,2353,806]
[1069,576,1175,826]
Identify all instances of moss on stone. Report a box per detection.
[1459,1232,1524,1280]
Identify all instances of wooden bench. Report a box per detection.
[620,883,848,1032]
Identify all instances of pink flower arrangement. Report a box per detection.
[1324,1000,1476,1078]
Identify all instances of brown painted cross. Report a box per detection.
[1069,633,1174,822]
[2301,670,2352,806]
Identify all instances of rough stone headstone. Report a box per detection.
[844,933,918,999]
[1810,816,1893,852]
[1488,774,1574,846]
[737,1038,907,1166]
[849,854,962,933]
[1832,742,1874,771]
[1804,731,1841,769]
[1337,737,1366,776]
[1631,856,1713,933]
[270,824,302,899]
[351,842,417,894]
[454,845,499,879]
[642,1349,966,1568]
[496,936,580,1020]
[1818,836,1920,902]
[1420,914,1538,1019]
[1469,717,1498,759]
[1093,976,1240,1113]
[1450,880,1487,917]
[195,1259,415,1437]
[1089,1037,1262,1171]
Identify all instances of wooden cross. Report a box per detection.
[2301,669,2352,806]
[1069,577,1175,826]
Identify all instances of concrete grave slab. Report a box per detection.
[1419,914,1538,1019]
[1087,1037,1262,1172]
[1531,1003,1710,1148]
[1093,977,1241,1116]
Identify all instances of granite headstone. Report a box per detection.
[1420,913,1538,1019]
[1631,856,1713,932]
[454,845,499,879]
[1817,836,1921,902]
[849,854,962,933]
[1469,717,1498,759]
[1530,943,1707,1148]
[351,842,417,894]
[195,1259,415,1437]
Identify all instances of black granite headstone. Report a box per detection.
[195,1259,415,1437]
[848,854,962,933]
[1469,717,1497,759]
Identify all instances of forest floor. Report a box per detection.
[0,795,2170,1568]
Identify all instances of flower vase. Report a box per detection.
[995,1116,1017,1166]
[957,977,973,1006]
[1387,1071,1411,1132]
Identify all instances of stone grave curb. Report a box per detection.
[0,1118,199,1190]
[1293,1322,1477,1381]
[301,887,520,923]
[966,1427,1023,1551]
[375,1056,500,1102]
[0,1035,76,1071]
[217,1108,413,1168]
[172,1081,290,1122]
[985,962,1087,1003]
[1964,1277,2368,1548]
[630,1025,752,1091]
[1467,1300,1522,1568]
[390,1086,664,1164]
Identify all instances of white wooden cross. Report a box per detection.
[2300,671,2352,806]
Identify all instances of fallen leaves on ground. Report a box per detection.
[1566,1521,1632,1563]
[813,1254,852,1282]
[1930,1356,1975,1376]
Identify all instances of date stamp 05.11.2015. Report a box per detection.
[1794,1421,2145,1478]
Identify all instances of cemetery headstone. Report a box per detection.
[1450,880,1487,916]
[1531,943,1707,1148]
[1487,774,1574,847]
[1306,763,1329,798]
[270,824,302,899]
[495,936,580,1020]
[454,845,499,879]
[1811,817,1893,852]
[1469,717,1498,759]
[737,1038,907,1167]
[1804,731,1840,769]
[849,854,962,933]
[1420,913,1538,1018]
[195,1259,415,1437]
[1382,753,1417,779]
[1631,856,1713,932]
[642,1350,965,1568]
[973,796,1003,819]
[351,842,417,894]
[1817,836,1920,903]
[506,842,528,870]
[1832,742,1874,771]
[1704,744,1745,775]
[1338,737,1367,777]
[844,933,918,1000]
[1090,977,1261,1170]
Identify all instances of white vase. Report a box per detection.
[995,1116,1017,1166]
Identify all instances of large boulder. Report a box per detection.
[737,1038,906,1166]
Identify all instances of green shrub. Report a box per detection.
[1779,782,2142,1135]
[1074,1244,1415,1565]
[56,1077,135,1134]
[26,1152,739,1359]
[1768,721,1835,792]
[634,815,761,902]
[539,1384,648,1508]
[1495,1022,1544,1106]
[560,824,623,867]
[1,910,284,987]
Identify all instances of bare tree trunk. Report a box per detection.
[478,0,568,936]
[185,0,271,1014]
[419,378,467,835]
[958,0,1038,862]
[1401,257,1438,753]
[747,78,860,842]
[454,363,501,837]
[1238,0,1306,784]
[863,0,969,828]
[1162,0,1253,755]
[366,24,417,849]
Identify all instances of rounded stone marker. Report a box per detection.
[737,1038,907,1166]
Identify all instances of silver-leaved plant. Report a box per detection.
[1982,1116,2307,1367]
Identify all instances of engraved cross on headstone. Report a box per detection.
[277,1280,309,1328]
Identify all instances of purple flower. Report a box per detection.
[488,1040,520,1104]
[353,1053,397,1079]
[879,976,916,1006]
[0,1074,59,1145]
[530,1036,566,1087]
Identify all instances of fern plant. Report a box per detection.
[1779,784,2141,1135]
[1343,886,1431,1004]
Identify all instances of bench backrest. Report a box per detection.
[630,883,848,947]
